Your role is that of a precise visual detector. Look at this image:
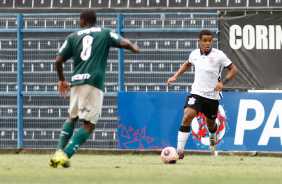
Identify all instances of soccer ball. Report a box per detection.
[161,147,179,164]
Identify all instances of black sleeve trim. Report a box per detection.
[224,63,233,68]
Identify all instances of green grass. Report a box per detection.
[0,154,281,184]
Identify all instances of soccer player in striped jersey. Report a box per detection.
[49,9,139,168]
[167,29,237,159]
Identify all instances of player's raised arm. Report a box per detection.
[167,61,192,87]
[118,38,140,53]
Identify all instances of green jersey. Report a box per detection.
[57,26,123,91]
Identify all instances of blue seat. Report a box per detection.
[164,19,183,28]
[158,40,176,49]
[24,19,45,29]
[143,18,162,29]
[123,18,143,29]
[178,40,198,50]
[138,40,157,49]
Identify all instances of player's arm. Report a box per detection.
[55,55,70,99]
[118,39,140,53]
[224,64,237,81]
[214,64,238,91]
[167,61,192,87]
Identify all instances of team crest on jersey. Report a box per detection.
[188,97,196,105]
[209,57,215,64]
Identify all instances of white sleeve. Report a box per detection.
[188,53,194,65]
[219,51,232,67]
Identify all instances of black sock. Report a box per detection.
[209,124,217,133]
[179,125,190,132]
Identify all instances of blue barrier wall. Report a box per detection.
[118,92,282,151]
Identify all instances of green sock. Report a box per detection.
[63,128,89,158]
[57,122,75,150]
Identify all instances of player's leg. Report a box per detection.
[49,117,78,168]
[57,117,78,150]
[206,118,217,152]
[177,107,197,159]
[57,84,81,150]
[50,118,97,168]
[204,99,219,152]
[61,84,103,167]
[63,117,97,159]
[177,95,202,159]
[49,86,79,168]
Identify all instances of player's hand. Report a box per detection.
[58,80,70,99]
[132,43,140,53]
[167,76,177,87]
[214,82,224,91]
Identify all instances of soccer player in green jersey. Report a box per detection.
[49,9,139,168]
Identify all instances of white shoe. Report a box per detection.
[209,133,217,152]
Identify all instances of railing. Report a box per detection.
[0,0,281,10]
[0,12,218,148]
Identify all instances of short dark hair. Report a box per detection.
[80,9,97,25]
[199,30,213,39]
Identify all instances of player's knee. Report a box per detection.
[183,113,193,123]
[183,113,193,125]
[82,120,96,134]
[66,116,79,124]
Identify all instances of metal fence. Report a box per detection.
[0,12,218,148]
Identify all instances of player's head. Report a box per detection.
[199,29,213,40]
[80,9,97,28]
[198,30,213,54]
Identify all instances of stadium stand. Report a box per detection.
[0,1,281,149]
[0,0,281,13]
[0,12,218,148]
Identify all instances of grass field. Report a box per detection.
[0,154,281,184]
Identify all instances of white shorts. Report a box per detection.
[69,84,103,124]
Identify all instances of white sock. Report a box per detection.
[177,131,190,154]
[209,132,216,138]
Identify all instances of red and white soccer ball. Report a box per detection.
[161,147,179,164]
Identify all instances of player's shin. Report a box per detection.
[208,124,218,152]
[63,127,89,158]
[208,123,217,137]
[57,122,75,150]
[177,125,190,158]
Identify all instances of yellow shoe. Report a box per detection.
[49,149,70,168]
[49,150,61,168]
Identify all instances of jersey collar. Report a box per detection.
[200,47,212,56]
